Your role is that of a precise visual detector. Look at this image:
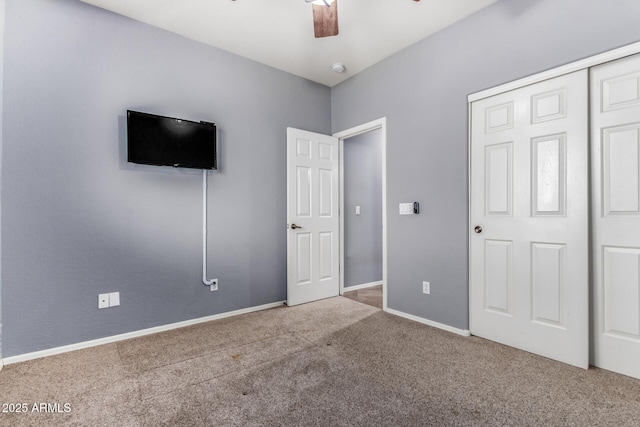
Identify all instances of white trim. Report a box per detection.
[333,118,386,140]
[468,40,640,102]
[342,281,383,293]
[339,139,345,295]
[467,101,474,334]
[334,117,388,311]
[0,0,5,368]
[2,301,285,365]
[385,308,471,337]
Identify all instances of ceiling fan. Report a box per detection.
[305,0,338,38]
[305,0,421,39]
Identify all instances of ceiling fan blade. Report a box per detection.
[312,0,338,38]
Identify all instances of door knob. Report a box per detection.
[474,226,483,234]
[290,224,303,230]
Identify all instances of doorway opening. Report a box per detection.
[335,118,387,311]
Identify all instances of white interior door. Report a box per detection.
[286,128,339,306]
[591,53,640,379]
[470,70,589,368]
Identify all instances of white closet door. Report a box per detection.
[470,70,589,368]
[591,54,640,379]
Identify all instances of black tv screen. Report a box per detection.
[127,110,217,170]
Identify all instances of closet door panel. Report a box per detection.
[470,69,589,369]
[592,53,640,380]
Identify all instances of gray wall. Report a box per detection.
[343,129,382,288]
[1,0,330,357]
[331,0,640,330]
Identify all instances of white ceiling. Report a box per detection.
[80,0,497,87]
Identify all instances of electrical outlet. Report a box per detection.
[422,281,430,295]
[210,279,218,292]
[98,293,109,309]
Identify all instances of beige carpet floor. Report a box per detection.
[1,296,640,426]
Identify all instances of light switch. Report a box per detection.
[355,205,361,215]
[399,203,414,215]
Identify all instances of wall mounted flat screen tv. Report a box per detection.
[127,110,217,170]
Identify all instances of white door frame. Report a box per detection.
[334,118,388,311]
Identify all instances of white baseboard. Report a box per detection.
[2,301,286,365]
[342,280,383,293]
[385,308,471,337]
